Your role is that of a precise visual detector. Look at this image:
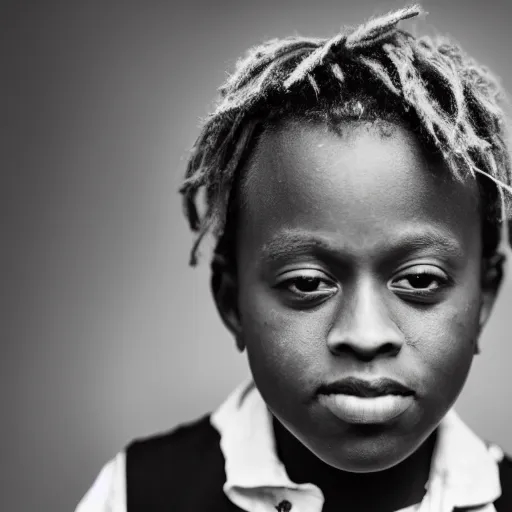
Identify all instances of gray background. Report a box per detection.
[2,1,512,511]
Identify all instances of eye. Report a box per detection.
[389,265,451,301]
[400,274,440,289]
[289,276,326,293]
[276,269,338,304]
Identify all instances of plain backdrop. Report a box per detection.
[2,1,512,511]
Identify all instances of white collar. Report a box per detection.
[211,380,501,512]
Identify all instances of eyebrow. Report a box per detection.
[259,227,464,262]
[260,231,339,262]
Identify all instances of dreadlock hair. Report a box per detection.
[179,4,512,274]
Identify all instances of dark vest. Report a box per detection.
[126,415,512,512]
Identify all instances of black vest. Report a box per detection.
[126,415,512,512]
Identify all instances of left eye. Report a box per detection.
[390,266,450,294]
[394,274,441,290]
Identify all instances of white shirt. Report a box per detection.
[75,380,504,512]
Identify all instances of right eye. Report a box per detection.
[276,269,338,305]
[287,276,327,292]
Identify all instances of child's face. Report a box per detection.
[221,120,495,472]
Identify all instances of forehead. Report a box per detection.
[237,120,481,257]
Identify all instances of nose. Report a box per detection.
[327,278,404,360]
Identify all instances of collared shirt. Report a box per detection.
[75,380,505,512]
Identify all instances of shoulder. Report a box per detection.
[75,415,226,512]
[495,450,512,510]
[74,452,126,512]
[126,414,240,510]
[126,413,219,464]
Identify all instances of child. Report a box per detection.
[76,5,512,511]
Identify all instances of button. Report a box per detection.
[275,500,292,512]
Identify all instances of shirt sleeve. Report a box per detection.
[74,452,126,512]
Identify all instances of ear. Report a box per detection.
[211,254,245,352]
[479,253,505,331]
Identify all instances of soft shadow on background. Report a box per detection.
[2,1,512,510]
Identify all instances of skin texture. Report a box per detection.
[213,120,501,510]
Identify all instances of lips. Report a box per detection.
[317,377,415,424]
[317,376,414,398]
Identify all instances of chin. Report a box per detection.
[309,435,421,473]
[331,454,409,473]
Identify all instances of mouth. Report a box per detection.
[318,376,414,398]
[317,377,415,424]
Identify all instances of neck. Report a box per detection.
[272,416,436,512]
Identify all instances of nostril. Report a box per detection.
[327,336,403,360]
[382,341,401,355]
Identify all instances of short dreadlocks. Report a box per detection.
[179,4,512,269]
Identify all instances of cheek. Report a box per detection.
[408,293,481,401]
[238,286,329,393]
